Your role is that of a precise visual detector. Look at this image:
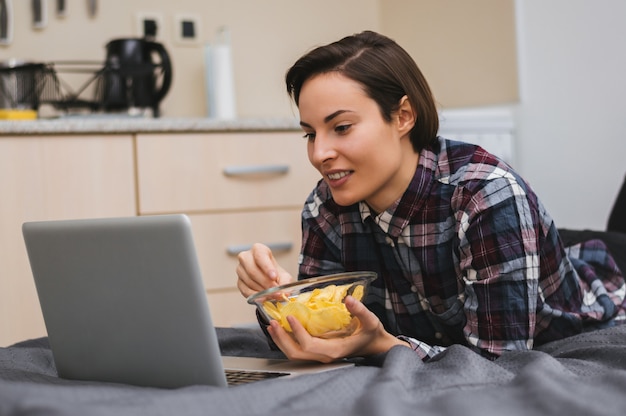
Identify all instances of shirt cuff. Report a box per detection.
[397,335,447,361]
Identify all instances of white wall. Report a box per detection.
[514,0,626,230]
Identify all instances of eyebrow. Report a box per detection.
[300,110,353,129]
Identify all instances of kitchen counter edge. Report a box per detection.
[0,117,302,135]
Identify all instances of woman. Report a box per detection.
[236,30,625,362]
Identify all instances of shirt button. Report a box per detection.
[410,285,418,293]
[435,332,443,340]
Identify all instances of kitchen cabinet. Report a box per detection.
[0,135,136,346]
[0,128,318,346]
[135,132,320,327]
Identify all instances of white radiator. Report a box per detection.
[438,106,516,165]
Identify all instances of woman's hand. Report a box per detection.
[236,243,294,298]
[266,295,409,363]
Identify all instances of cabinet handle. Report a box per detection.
[222,164,289,177]
[226,242,294,256]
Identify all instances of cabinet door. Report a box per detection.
[187,209,302,327]
[136,132,320,214]
[0,135,136,346]
[189,209,302,290]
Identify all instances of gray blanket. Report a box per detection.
[1,326,626,416]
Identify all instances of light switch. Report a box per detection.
[174,13,201,45]
[135,12,164,39]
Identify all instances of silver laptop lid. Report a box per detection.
[22,214,227,388]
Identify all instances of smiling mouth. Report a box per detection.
[327,171,352,180]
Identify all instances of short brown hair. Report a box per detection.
[286,30,438,151]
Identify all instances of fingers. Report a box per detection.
[344,296,378,331]
[236,243,293,298]
[249,243,279,280]
[267,320,303,358]
[235,244,276,298]
[268,318,340,363]
[344,296,409,356]
[235,264,263,298]
[269,316,357,363]
[267,297,402,362]
[275,266,294,287]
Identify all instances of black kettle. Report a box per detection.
[99,38,172,117]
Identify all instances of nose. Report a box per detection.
[308,133,337,167]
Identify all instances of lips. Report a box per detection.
[327,170,351,180]
[325,170,354,188]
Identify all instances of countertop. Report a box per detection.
[0,116,301,135]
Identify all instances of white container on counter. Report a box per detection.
[204,27,237,120]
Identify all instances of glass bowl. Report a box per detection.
[247,271,377,339]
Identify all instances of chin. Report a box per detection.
[329,191,361,207]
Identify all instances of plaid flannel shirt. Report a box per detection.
[298,137,626,360]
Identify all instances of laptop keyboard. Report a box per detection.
[225,369,290,386]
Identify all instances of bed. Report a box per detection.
[1,228,625,416]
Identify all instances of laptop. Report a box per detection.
[22,214,353,388]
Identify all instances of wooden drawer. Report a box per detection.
[0,135,136,346]
[189,209,302,327]
[136,132,320,214]
[187,209,302,291]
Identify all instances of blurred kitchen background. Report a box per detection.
[2,0,624,231]
[1,0,518,120]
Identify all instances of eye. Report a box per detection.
[302,132,316,141]
[335,124,351,134]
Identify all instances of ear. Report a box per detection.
[396,95,416,135]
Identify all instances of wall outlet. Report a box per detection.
[173,13,201,45]
[135,12,164,39]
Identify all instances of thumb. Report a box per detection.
[275,266,294,286]
[344,296,378,330]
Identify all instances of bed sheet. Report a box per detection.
[1,325,626,416]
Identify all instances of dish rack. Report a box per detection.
[0,60,160,116]
[40,60,108,112]
[0,63,60,113]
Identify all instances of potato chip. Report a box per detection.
[306,306,352,336]
[278,301,310,332]
[262,301,282,322]
[262,282,363,337]
[351,284,364,301]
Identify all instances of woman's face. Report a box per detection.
[298,72,418,213]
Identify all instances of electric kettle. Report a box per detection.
[99,38,172,117]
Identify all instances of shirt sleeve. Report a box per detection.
[455,174,541,356]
